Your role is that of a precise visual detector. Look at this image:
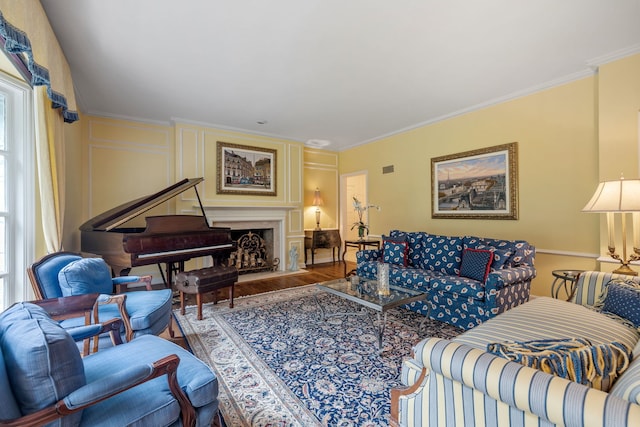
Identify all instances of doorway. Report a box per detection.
[340,172,367,262]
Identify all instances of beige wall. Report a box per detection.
[173,123,305,268]
[74,117,304,276]
[81,117,175,226]
[596,54,640,273]
[60,116,83,253]
[58,54,640,291]
[338,53,640,296]
[339,71,605,296]
[303,148,340,263]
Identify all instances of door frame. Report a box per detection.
[340,170,368,261]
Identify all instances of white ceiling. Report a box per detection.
[40,0,640,151]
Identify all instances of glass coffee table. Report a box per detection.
[315,278,427,353]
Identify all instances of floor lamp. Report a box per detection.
[583,176,640,275]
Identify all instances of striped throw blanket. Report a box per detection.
[487,337,632,391]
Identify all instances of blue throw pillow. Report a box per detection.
[382,239,409,266]
[601,281,640,328]
[459,248,494,282]
[489,248,511,271]
[0,303,85,425]
[420,234,463,274]
[58,257,114,296]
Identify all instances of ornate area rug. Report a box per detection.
[173,284,461,426]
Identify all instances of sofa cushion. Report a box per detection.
[600,280,640,329]
[419,234,463,275]
[382,237,409,266]
[389,230,424,267]
[456,297,640,361]
[82,334,218,409]
[58,257,114,296]
[430,275,486,300]
[0,303,85,426]
[97,289,173,332]
[487,337,632,392]
[390,267,436,293]
[463,236,515,270]
[488,248,510,270]
[459,248,493,282]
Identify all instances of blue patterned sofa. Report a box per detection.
[356,230,536,329]
[391,271,640,427]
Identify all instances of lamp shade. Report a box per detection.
[582,178,640,212]
[312,188,324,206]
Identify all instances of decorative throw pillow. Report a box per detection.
[487,337,632,392]
[58,257,114,296]
[420,234,463,274]
[600,280,640,328]
[382,234,406,244]
[459,248,494,282]
[0,303,86,425]
[488,248,511,271]
[382,238,409,267]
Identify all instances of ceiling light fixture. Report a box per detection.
[306,139,331,148]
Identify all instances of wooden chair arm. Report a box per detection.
[93,294,134,351]
[390,366,428,427]
[31,294,100,322]
[0,355,196,427]
[114,275,153,293]
[100,318,124,347]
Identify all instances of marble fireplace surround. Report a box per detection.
[202,206,294,272]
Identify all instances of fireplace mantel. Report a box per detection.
[201,205,295,222]
[201,206,296,271]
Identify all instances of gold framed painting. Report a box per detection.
[216,141,277,196]
[431,142,518,219]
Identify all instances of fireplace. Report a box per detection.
[203,206,293,273]
[228,229,279,274]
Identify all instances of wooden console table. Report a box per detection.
[305,229,341,265]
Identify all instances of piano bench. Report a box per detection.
[175,266,239,320]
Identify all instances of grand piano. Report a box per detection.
[80,177,236,285]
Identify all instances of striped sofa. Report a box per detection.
[391,271,640,426]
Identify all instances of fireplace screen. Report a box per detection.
[229,231,279,274]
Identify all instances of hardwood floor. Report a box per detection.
[164,261,353,347]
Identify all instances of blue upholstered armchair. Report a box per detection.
[27,252,173,350]
[0,302,220,426]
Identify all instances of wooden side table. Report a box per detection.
[304,229,341,265]
[342,239,380,276]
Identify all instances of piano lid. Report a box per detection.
[80,178,205,232]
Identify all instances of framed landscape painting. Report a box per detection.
[216,141,277,196]
[431,142,518,219]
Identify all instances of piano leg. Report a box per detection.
[113,267,132,277]
[158,261,185,288]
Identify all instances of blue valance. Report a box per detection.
[0,11,78,123]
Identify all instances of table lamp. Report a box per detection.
[582,175,640,275]
[313,188,324,230]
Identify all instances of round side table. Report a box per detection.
[551,270,584,300]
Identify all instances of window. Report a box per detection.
[0,72,33,309]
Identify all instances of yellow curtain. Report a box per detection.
[34,85,65,252]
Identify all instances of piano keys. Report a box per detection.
[80,178,236,285]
